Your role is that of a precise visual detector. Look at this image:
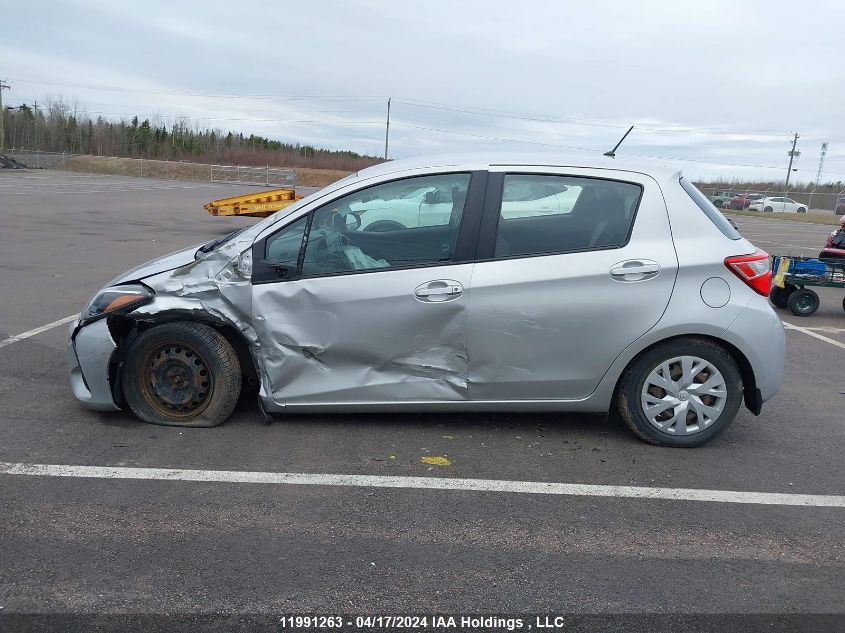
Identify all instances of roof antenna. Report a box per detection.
[604,125,634,158]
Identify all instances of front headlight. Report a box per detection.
[82,284,153,324]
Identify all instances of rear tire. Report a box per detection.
[616,338,743,447]
[769,284,795,309]
[123,321,241,427]
[787,289,820,317]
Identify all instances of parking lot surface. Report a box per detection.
[0,171,843,621]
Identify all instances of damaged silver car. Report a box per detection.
[66,154,785,447]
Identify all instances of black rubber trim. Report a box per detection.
[476,172,504,261]
[744,386,763,416]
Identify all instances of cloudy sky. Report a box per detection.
[4,0,845,182]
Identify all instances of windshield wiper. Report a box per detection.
[195,228,246,258]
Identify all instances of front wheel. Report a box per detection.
[787,289,820,316]
[764,206,773,213]
[123,321,241,427]
[616,338,742,447]
[797,207,807,213]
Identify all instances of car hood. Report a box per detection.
[107,244,202,286]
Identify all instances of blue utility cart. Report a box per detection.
[770,255,845,316]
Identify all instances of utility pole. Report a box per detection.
[815,142,828,185]
[0,80,10,151]
[785,132,799,191]
[384,97,391,160]
[33,100,38,151]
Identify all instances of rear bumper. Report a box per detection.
[66,319,121,411]
[724,295,785,403]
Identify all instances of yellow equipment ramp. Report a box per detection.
[204,188,302,218]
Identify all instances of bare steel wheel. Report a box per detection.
[616,338,743,447]
[143,343,214,419]
[123,321,241,427]
[640,356,727,436]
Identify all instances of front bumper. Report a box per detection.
[65,318,121,411]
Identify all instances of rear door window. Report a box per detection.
[493,174,642,258]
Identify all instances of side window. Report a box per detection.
[264,216,308,267]
[301,173,471,277]
[494,174,642,258]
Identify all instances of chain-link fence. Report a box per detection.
[0,149,296,188]
[699,185,845,216]
[210,164,295,187]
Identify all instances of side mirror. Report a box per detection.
[345,213,362,231]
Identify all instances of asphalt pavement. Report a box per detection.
[0,171,842,630]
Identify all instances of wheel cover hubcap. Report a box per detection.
[143,343,213,419]
[640,355,727,435]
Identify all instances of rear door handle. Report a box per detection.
[610,260,661,282]
[414,280,463,302]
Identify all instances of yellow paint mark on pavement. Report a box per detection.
[421,456,452,466]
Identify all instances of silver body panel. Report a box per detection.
[66,318,120,411]
[66,152,785,418]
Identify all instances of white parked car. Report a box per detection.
[348,174,584,231]
[747,196,807,213]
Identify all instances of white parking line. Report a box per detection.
[1,462,842,507]
[782,321,845,350]
[0,315,77,349]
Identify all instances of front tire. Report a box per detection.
[123,321,241,427]
[764,206,773,213]
[797,207,807,213]
[616,338,743,447]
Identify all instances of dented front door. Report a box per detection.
[252,264,473,406]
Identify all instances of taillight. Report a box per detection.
[725,250,771,296]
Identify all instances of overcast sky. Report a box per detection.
[4,0,845,183]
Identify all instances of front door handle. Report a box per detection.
[414,280,463,302]
[610,260,661,282]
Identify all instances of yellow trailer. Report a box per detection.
[204,188,301,218]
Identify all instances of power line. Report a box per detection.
[9,78,386,101]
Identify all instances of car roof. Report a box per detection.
[353,152,683,183]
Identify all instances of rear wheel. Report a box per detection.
[123,321,241,427]
[787,289,820,316]
[769,283,796,309]
[616,338,742,447]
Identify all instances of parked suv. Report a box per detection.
[67,154,784,447]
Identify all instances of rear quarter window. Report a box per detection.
[680,178,741,239]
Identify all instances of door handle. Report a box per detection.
[610,260,661,282]
[414,280,463,302]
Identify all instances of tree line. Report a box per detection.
[2,99,384,171]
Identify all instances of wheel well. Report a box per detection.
[614,334,758,414]
[108,314,259,406]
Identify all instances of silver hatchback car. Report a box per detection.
[67,154,784,447]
